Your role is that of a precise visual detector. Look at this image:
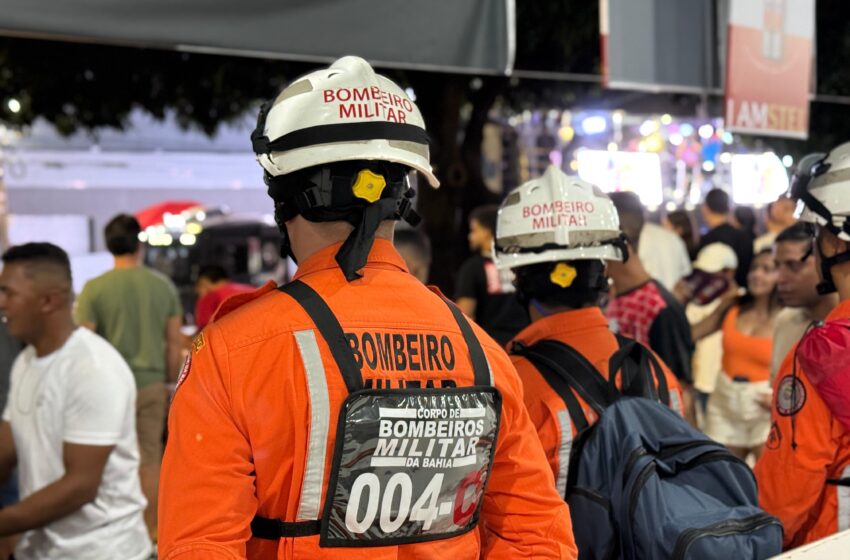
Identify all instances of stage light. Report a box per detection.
[581,116,608,135]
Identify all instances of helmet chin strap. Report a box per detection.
[268,164,421,281]
[335,197,402,281]
[817,249,850,295]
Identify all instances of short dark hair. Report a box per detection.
[394,229,432,265]
[609,191,644,220]
[469,204,499,236]
[104,214,142,256]
[734,206,757,236]
[609,191,645,245]
[2,242,72,286]
[776,222,815,244]
[514,260,608,309]
[196,264,230,284]
[704,189,731,215]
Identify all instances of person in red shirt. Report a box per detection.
[193,265,254,330]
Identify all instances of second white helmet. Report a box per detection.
[493,166,626,270]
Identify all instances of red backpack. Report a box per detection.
[797,318,850,433]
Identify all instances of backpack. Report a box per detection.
[513,335,783,560]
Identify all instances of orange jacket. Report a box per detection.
[754,300,850,550]
[159,240,577,560]
[509,308,684,493]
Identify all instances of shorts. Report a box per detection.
[703,373,771,449]
[136,382,168,467]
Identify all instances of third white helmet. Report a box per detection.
[792,142,850,241]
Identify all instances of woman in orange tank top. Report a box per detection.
[693,249,780,460]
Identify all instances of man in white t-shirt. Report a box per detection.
[0,243,150,560]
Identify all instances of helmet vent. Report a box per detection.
[503,192,521,207]
[274,80,313,106]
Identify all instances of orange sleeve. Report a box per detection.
[754,370,836,549]
[479,353,578,560]
[158,323,257,560]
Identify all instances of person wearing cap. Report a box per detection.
[676,243,739,419]
[689,248,781,461]
[754,146,850,549]
[497,166,684,504]
[158,57,577,560]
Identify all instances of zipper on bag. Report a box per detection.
[671,514,781,560]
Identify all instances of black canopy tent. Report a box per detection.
[0,0,515,75]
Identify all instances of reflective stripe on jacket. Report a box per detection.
[159,240,577,559]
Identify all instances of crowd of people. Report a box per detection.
[0,55,848,559]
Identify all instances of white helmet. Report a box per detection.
[251,56,439,188]
[493,166,626,270]
[792,142,850,241]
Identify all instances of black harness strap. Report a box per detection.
[251,517,321,539]
[827,478,850,487]
[441,297,491,386]
[252,280,494,540]
[278,280,363,394]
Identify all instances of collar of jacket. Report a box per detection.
[512,307,610,348]
[294,239,410,281]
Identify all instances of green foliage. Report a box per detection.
[0,38,309,135]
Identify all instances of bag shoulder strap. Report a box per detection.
[535,340,619,409]
[827,478,850,487]
[513,339,617,431]
[611,334,670,406]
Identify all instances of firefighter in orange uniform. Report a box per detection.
[495,166,684,493]
[755,147,850,549]
[157,56,577,560]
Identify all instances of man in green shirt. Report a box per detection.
[75,214,183,540]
